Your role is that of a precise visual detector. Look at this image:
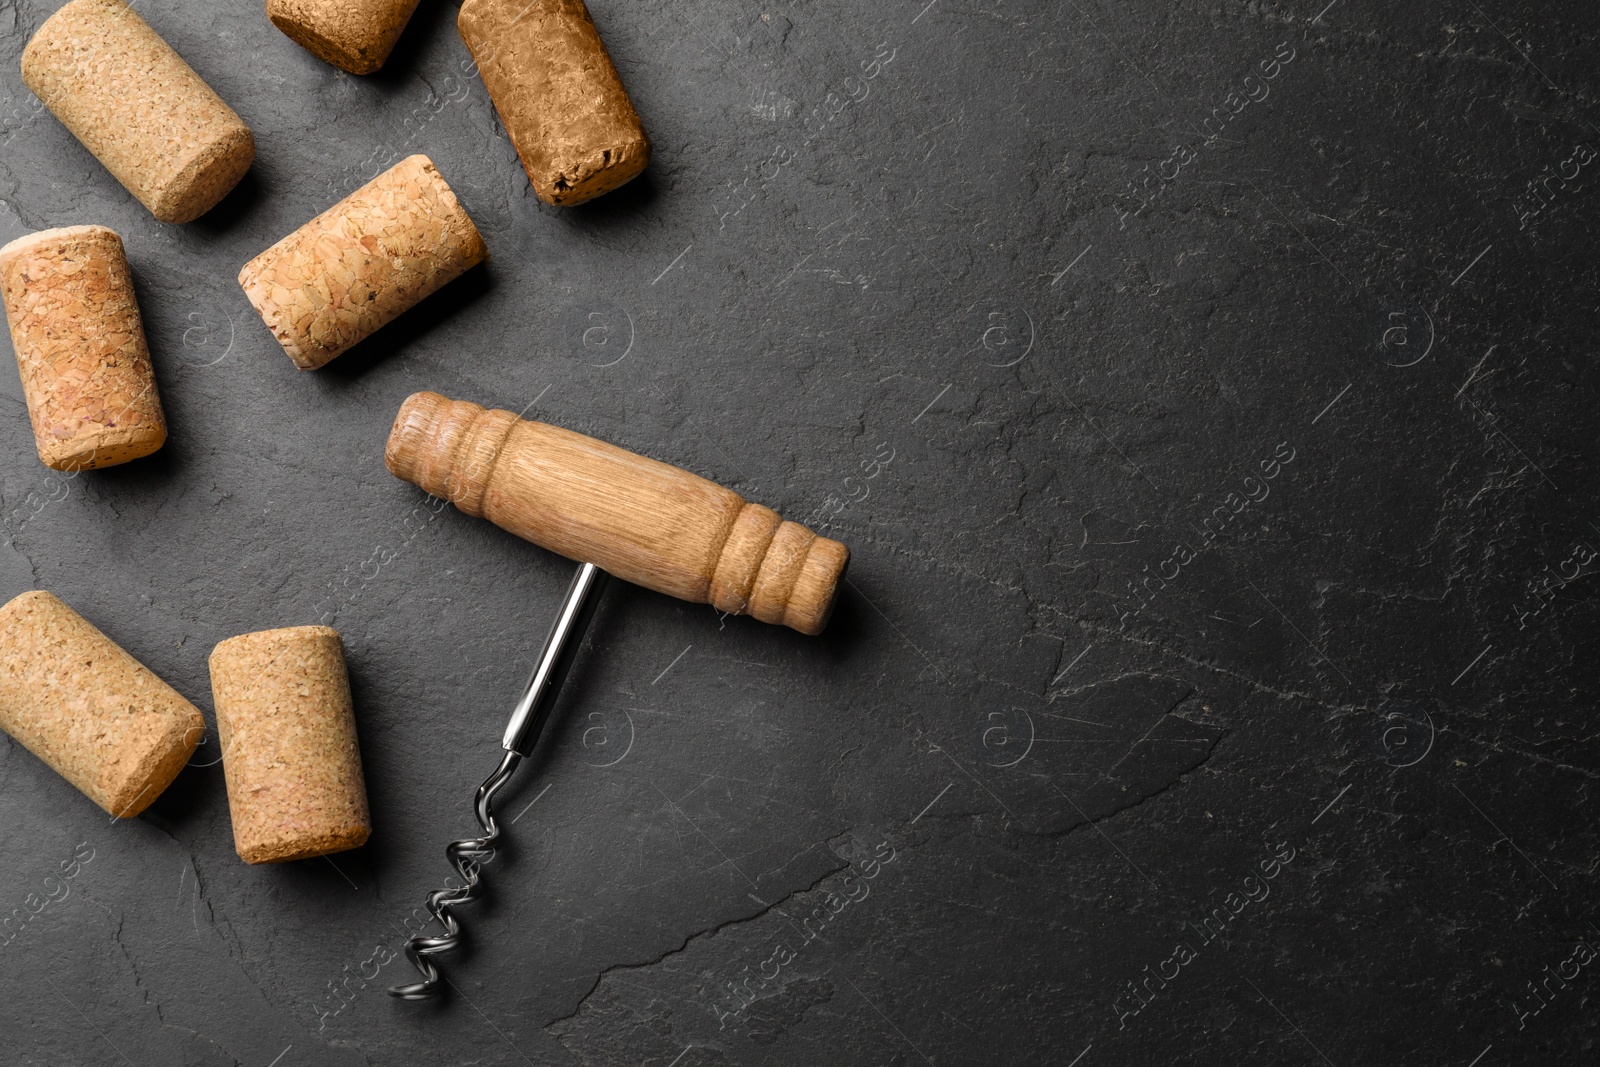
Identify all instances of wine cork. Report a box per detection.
[238,154,487,370]
[458,0,650,206]
[0,591,203,819]
[266,0,423,76]
[0,226,167,471]
[21,0,256,224]
[210,626,371,864]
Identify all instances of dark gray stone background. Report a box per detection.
[0,0,1596,1063]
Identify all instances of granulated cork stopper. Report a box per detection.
[0,226,167,471]
[210,626,371,865]
[266,0,423,76]
[238,154,487,370]
[21,0,256,223]
[0,591,203,818]
[458,0,650,206]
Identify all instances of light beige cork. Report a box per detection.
[0,591,203,818]
[21,0,256,224]
[210,626,371,864]
[237,154,486,370]
[266,0,423,76]
[0,226,167,471]
[458,0,650,206]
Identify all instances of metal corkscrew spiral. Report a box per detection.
[390,562,609,999]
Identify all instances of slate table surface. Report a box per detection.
[0,0,1596,1064]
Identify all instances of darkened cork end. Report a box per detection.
[152,123,256,224]
[238,823,371,865]
[16,0,82,86]
[0,224,116,275]
[40,424,167,472]
[411,155,489,267]
[105,703,204,819]
[536,138,652,207]
[268,9,388,76]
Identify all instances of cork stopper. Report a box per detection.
[0,225,168,471]
[238,154,487,370]
[384,391,850,635]
[458,0,650,206]
[0,590,203,818]
[21,0,255,223]
[266,0,423,75]
[210,626,371,865]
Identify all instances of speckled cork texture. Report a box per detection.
[0,226,167,471]
[21,0,255,224]
[237,154,486,370]
[458,0,650,206]
[266,0,423,76]
[0,591,203,818]
[210,626,371,865]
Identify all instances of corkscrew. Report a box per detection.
[390,561,608,999]
[383,392,849,998]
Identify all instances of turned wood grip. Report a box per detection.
[384,392,848,635]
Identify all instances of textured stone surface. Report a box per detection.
[0,0,1596,1064]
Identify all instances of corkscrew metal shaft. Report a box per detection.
[390,561,609,1000]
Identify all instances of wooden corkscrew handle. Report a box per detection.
[384,391,850,635]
